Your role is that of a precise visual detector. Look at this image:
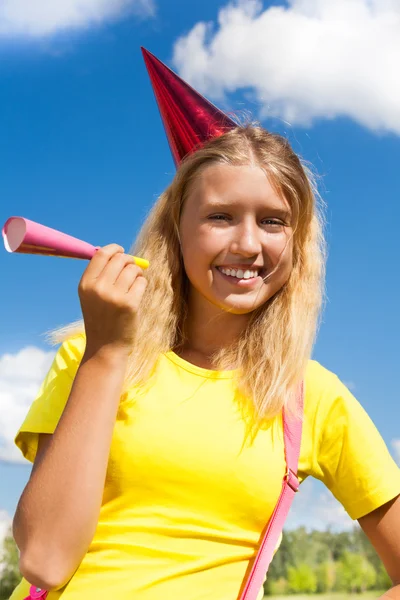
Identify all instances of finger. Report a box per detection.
[96,252,139,287]
[126,274,148,312]
[84,245,125,280]
[114,262,142,293]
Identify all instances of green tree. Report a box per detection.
[315,560,336,593]
[267,576,289,596]
[263,525,391,595]
[287,562,317,594]
[265,531,292,585]
[335,551,376,593]
[0,528,21,600]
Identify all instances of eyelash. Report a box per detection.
[208,215,284,227]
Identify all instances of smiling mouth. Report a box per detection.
[216,266,266,281]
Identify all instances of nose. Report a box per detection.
[229,218,262,257]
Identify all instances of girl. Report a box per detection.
[9,51,400,600]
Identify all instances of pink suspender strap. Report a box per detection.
[24,587,47,599]
[238,382,304,600]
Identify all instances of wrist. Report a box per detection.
[83,343,132,367]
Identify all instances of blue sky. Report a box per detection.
[0,0,399,538]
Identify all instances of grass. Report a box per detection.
[265,593,385,600]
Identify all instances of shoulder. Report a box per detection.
[302,359,379,446]
[300,362,400,521]
[302,359,357,426]
[14,333,87,463]
[29,333,87,398]
[51,333,86,374]
[59,332,86,360]
[305,359,341,390]
[304,359,344,406]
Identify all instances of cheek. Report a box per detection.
[179,230,212,288]
[265,235,294,288]
[180,221,220,266]
[265,232,292,262]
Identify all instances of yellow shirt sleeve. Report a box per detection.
[306,361,400,520]
[14,333,86,463]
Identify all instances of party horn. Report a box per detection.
[2,217,149,269]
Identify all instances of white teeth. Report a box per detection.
[219,267,259,279]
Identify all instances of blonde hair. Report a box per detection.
[46,126,326,431]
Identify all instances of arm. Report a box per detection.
[13,346,129,591]
[13,244,147,591]
[358,493,400,599]
[380,588,400,600]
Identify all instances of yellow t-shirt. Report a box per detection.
[10,334,400,600]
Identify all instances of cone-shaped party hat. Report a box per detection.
[142,47,237,166]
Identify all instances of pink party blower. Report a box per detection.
[2,217,149,269]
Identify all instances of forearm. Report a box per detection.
[379,584,400,599]
[13,347,129,588]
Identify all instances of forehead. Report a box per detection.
[188,163,290,212]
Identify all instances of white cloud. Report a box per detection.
[0,346,55,464]
[285,478,354,532]
[392,439,400,466]
[172,0,400,135]
[0,0,155,38]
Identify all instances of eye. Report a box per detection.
[208,214,229,221]
[262,218,285,227]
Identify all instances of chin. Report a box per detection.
[214,298,266,316]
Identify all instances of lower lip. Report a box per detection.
[215,267,261,286]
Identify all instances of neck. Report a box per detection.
[179,292,250,359]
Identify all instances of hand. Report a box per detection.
[78,244,148,357]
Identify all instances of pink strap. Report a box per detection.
[238,382,304,600]
[24,587,48,599]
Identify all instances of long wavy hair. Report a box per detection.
[46,125,326,430]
